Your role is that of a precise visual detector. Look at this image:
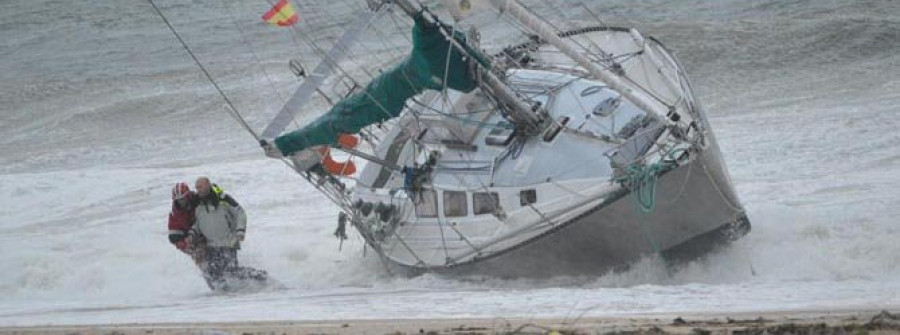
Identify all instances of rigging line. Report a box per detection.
[380,9,442,112]
[579,1,607,31]
[220,0,301,131]
[271,1,314,74]
[438,26,468,143]
[402,102,426,163]
[526,203,554,227]
[388,222,428,266]
[426,9,542,131]
[510,73,585,101]
[656,153,694,206]
[499,48,528,68]
[608,50,643,63]
[385,8,419,52]
[298,167,349,202]
[531,40,672,110]
[362,10,409,83]
[398,104,427,170]
[147,0,260,142]
[407,98,512,129]
[385,7,414,43]
[498,12,536,40]
[509,2,675,113]
[221,0,286,104]
[393,64,465,143]
[274,7,420,124]
[446,222,480,256]
[546,127,682,188]
[549,179,590,199]
[255,1,335,146]
[409,192,482,261]
[563,84,614,135]
[545,0,574,30]
[311,0,344,28]
[412,97,496,115]
[287,163,351,209]
[272,3,350,144]
[284,18,409,127]
[435,211,451,260]
[278,0,374,86]
[517,0,598,59]
[365,10,412,65]
[545,0,609,61]
[699,158,745,213]
[501,16,603,80]
[358,26,403,64]
[617,65,675,110]
[316,0,386,80]
[302,4,380,84]
[265,0,377,94]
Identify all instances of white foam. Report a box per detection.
[1,0,899,326]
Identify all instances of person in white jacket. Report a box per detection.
[191,177,266,291]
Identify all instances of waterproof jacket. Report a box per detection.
[192,189,247,248]
[168,197,196,244]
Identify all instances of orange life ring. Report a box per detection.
[317,134,359,176]
[337,133,359,149]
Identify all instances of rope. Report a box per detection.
[616,147,687,213]
[271,0,401,124]
[220,0,298,130]
[407,98,514,129]
[699,156,746,213]
[146,0,260,142]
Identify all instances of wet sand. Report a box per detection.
[2,309,898,335]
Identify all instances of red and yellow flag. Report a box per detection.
[262,0,299,27]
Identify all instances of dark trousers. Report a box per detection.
[204,247,267,291]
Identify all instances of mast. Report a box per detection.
[488,0,676,128]
[390,0,546,133]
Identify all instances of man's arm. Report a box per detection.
[223,194,247,239]
[188,222,203,241]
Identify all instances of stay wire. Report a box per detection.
[153,1,351,212]
[257,0,403,156]
[147,0,260,142]
[220,0,301,130]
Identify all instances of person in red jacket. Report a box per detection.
[168,182,206,270]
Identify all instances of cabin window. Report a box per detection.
[519,189,537,206]
[414,190,438,218]
[473,192,500,215]
[443,191,468,217]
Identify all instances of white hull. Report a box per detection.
[345,26,749,276]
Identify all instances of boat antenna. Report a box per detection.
[146,0,261,142]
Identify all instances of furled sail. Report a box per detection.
[274,13,477,156]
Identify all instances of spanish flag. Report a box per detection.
[262,0,299,27]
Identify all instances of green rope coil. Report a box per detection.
[615,147,688,254]
[617,148,688,213]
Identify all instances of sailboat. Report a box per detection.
[259,0,751,277]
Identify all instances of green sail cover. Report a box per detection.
[275,14,478,156]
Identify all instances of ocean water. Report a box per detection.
[0,0,898,326]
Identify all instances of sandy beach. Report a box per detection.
[3,310,899,335]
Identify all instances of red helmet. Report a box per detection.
[172,182,191,200]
